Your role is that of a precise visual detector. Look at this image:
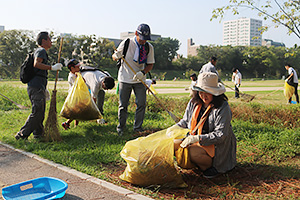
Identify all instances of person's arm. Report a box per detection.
[112,40,125,61]
[200,103,232,146]
[34,57,51,70]
[287,72,294,81]
[34,57,62,71]
[176,100,194,129]
[142,64,153,74]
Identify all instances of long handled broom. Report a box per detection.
[119,54,180,123]
[222,83,255,102]
[0,92,29,109]
[44,37,64,142]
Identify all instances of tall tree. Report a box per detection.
[150,37,180,70]
[0,30,36,79]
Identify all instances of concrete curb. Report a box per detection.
[0,142,153,200]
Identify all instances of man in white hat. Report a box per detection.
[174,72,237,178]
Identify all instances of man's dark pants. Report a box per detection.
[18,86,46,138]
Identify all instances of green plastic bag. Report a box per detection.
[120,125,188,188]
[60,73,102,121]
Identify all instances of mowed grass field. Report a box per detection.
[0,79,299,199]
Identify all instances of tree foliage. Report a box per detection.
[211,0,300,40]
[174,45,300,79]
[150,37,180,70]
[0,30,36,79]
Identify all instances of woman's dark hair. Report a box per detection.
[36,32,49,46]
[191,90,228,108]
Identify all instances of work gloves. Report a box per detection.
[133,71,145,81]
[51,63,63,71]
[180,134,201,148]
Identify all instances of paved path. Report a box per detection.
[0,142,153,200]
[106,87,283,94]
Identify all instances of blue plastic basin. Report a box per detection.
[2,177,68,200]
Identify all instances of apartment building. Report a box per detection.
[223,18,262,46]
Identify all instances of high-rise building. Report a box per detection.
[223,18,262,46]
[0,25,4,33]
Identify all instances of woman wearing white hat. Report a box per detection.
[175,72,237,178]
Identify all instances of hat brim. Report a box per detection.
[192,84,226,96]
[138,33,151,40]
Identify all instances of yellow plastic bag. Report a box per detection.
[149,85,158,95]
[60,73,102,121]
[284,82,295,100]
[120,125,188,188]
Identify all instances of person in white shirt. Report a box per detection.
[199,57,218,75]
[62,59,115,129]
[232,68,242,99]
[285,64,299,103]
[112,23,155,136]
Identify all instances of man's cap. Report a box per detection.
[67,59,80,68]
[137,23,151,40]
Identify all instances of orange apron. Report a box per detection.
[190,104,215,158]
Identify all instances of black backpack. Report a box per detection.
[116,38,149,68]
[20,53,35,84]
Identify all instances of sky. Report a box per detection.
[0,0,299,57]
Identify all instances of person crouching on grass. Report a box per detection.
[61,59,115,129]
[174,72,237,178]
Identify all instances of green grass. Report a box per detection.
[0,81,299,199]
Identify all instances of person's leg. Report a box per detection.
[235,85,239,98]
[117,82,132,133]
[188,144,212,171]
[62,119,73,130]
[294,83,299,103]
[17,87,46,139]
[132,83,146,131]
[97,89,105,116]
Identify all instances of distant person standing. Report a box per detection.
[112,23,155,136]
[232,68,242,99]
[15,32,62,140]
[199,56,218,76]
[189,73,197,87]
[285,64,299,104]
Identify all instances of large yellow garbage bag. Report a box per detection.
[60,73,102,120]
[284,82,295,100]
[120,125,188,188]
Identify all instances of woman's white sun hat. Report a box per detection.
[192,72,226,96]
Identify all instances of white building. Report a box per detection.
[0,26,4,33]
[223,18,262,46]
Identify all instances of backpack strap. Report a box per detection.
[80,67,110,77]
[123,38,130,59]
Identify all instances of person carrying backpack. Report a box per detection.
[112,23,155,136]
[15,31,62,140]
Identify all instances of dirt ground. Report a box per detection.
[108,159,300,199]
[107,131,300,200]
